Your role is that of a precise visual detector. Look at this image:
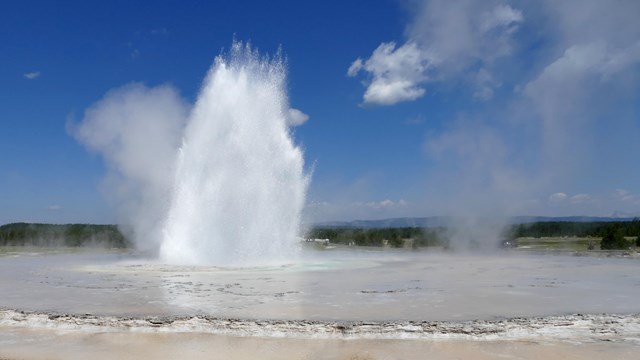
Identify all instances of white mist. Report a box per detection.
[76,42,308,266]
[159,43,307,265]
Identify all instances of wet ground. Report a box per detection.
[0,247,639,321]
[1,247,639,359]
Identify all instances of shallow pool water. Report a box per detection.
[1,247,639,321]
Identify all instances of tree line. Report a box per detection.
[307,227,446,248]
[507,219,640,239]
[1,219,639,250]
[508,219,640,249]
[0,223,129,248]
[310,219,640,250]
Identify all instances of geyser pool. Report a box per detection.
[2,248,639,359]
[1,249,640,322]
[76,42,308,266]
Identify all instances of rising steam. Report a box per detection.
[73,41,308,265]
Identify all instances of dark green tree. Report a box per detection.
[600,225,629,250]
[388,232,403,248]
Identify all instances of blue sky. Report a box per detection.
[1,0,640,225]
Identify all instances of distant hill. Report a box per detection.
[313,216,636,229]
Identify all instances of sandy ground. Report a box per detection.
[1,325,638,360]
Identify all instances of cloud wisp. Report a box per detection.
[353,199,408,211]
[24,72,40,80]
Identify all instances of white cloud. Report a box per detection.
[349,1,523,105]
[524,43,609,122]
[47,205,61,211]
[286,108,309,126]
[353,199,407,210]
[479,4,524,33]
[520,1,640,194]
[549,192,567,202]
[353,41,430,105]
[420,1,640,219]
[600,41,640,79]
[613,189,639,203]
[24,72,40,80]
[570,193,591,203]
[364,77,426,105]
[614,189,629,198]
[347,58,363,77]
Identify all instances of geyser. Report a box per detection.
[75,42,308,266]
[160,44,307,265]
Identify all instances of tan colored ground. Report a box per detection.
[0,325,638,360]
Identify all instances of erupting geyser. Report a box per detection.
[75,42,308,266]
[160,44,307,265]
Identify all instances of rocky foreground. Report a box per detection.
[1,309,639,343]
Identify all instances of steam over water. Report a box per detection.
[160,44,307,265]
[75,42,308,266]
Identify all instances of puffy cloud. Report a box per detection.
[349,1,523,105]
[24,72,40,80]
[286,108,309,126]
[348,42,430,105]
